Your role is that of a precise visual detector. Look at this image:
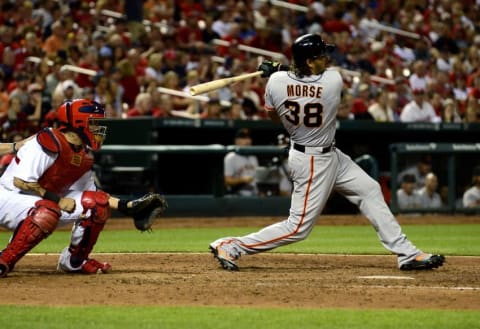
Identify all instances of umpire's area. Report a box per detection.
[0,252,478,310]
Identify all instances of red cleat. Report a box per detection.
[81,259,111,274]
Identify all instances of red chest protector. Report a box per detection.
[37,128,94,195]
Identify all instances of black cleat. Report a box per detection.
[209,245,239,271]
[400,254,445,271]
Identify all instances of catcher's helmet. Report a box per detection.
[57,99,107,150]
[291,34,335,69]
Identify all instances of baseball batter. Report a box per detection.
[0,99,166,277]
[209,34,445,271]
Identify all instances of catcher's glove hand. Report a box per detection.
[119,193,168,231]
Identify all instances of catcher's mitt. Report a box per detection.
[119,193,168,231]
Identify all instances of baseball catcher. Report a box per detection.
[0,99,167,278]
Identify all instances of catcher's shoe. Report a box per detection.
[209,243,239,271]
[400,253,445,271]
[81,259,111,274]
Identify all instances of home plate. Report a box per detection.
[357,275,415,280]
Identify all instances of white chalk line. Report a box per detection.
[351,285,480,291]
[357,275,415,280]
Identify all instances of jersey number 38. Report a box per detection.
[284,100,323,127]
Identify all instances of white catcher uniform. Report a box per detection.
[0,138,97,230]
[211,68,425,267]
[0,135,99,271]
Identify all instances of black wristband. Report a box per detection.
[44,191,61,203]
[279,64,290,72]
[118,199,129,213]
[11,142,17,153]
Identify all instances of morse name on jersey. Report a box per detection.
[287,84,323,98]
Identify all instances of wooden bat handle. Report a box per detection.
[190,71,263,96]
[228,71,263,83]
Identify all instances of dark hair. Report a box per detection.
[235,128,251,139]
[291,34,335,77]
[241,97,257,115]
[402,174,416,183]
[419,155,432,165]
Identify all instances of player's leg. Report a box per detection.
[333,149,444,269]
[57,190,111,274]
[0,199,60,277]
[210,151,337,269]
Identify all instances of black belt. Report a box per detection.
[293,143,334,154]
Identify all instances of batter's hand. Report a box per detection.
[59,197,76,213]
[258,60,281,78]
[258,60,290,78]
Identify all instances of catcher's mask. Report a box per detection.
[291,33,335,77]
[57,99,107,151]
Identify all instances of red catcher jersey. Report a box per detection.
[37,129,94,194]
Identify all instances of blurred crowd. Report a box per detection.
[396,158,480,211]
[0,0,480,145]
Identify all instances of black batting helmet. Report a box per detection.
[291,34,335,76]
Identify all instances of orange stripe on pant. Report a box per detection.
[241,155,314,249]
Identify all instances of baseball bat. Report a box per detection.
[157,87,209,102]
[190,71,263,96]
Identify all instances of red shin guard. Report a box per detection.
[0,200,60,276]
[68,191,110,268]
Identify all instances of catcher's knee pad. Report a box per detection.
[81,190,111,223]
[67,191,111,268]
[30,199,62,233]
[0,200,60,271]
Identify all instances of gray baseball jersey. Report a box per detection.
[224,151,259,196]
[211,68,425,268]
[264,68,340,147]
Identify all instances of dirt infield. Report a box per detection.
[1,215,479,310]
